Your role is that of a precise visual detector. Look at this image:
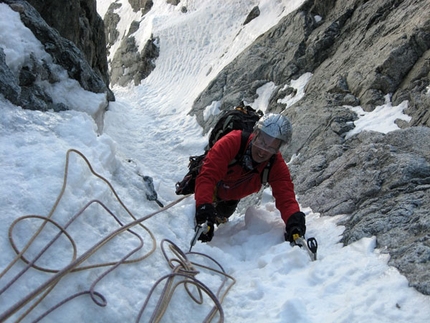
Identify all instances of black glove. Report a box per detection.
[197,222,214,242]
[284,211,306,243]
[195,203,216,224]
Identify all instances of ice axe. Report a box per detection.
[189,222,211,252]
[292,234,318,261]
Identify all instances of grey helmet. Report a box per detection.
[254,113,292,145]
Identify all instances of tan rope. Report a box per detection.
[1,193,190,322]
[1,149,155,279]
[136,239,236,323]
[0,149,234,323]
[0,149,187,321]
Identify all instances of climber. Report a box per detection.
[194,113,306,244]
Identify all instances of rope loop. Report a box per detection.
[8,214,78,273]
[0,149,234,323]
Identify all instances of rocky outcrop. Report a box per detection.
[128,0,153,14]
[291,127,430,294]
[104,2,122,55]
[110,35,159,86]
[104,2,159,86]
[25,0,113,101]
[0,48,21,107]
[188,0,430,295]
[243,6,260,25]
[190,0,430,127]
[0,0,113,112]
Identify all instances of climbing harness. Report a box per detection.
[0,149,233,323]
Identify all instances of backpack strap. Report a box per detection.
[261,154,275,185]
[211,114,234,145]
[228,130,250,166]
[238,130,250,159]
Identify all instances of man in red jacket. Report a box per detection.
[194,113,306,243]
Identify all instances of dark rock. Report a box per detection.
[0,48,21,105]
[110,34,159,86]
[128,0,153,14]
[166,0,181,5]
[128,20,140,36]
[4,0,110,92]
[243,6,260,25]
[104,1,159,86]
[104,2,122,56]
[25,0,113,100]
[19,84,52,111]
[1,0,112,114]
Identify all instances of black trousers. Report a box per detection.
[215,199,240,218]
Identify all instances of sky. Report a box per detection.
[0,0,429,322]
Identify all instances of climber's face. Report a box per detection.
[251,131,281,163]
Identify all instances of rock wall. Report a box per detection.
[0,0,113,112]
[103,1,159,86]
[25,0,112,97]
[189,0,430,295]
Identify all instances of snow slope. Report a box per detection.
[0,1,429,322]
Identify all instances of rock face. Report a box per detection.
[108,19,160,87]
[104,1,159,86]
[188,0,430,295]
[128,0,153,14]
[290,127,430,294]
[25,0,112,97]
[0,0,113,112]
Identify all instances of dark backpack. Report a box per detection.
[206,105,263,150]
[175,105,271,195]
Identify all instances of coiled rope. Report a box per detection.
[136,239,235,323]
[0,149,235,322]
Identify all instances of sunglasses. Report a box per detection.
[253,132,280,155]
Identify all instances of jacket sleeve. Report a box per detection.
[195,130,243,207]
[268,154,301,224]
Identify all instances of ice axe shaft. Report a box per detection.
[189,222,209,252]
[292,234,318,261]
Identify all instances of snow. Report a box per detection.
[345,95,411,139]
[252,82,277,113]
[0,6,49,74]
[278,72,314,110]
[0,1,428,322]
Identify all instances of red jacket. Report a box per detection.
[195,130,300,224]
